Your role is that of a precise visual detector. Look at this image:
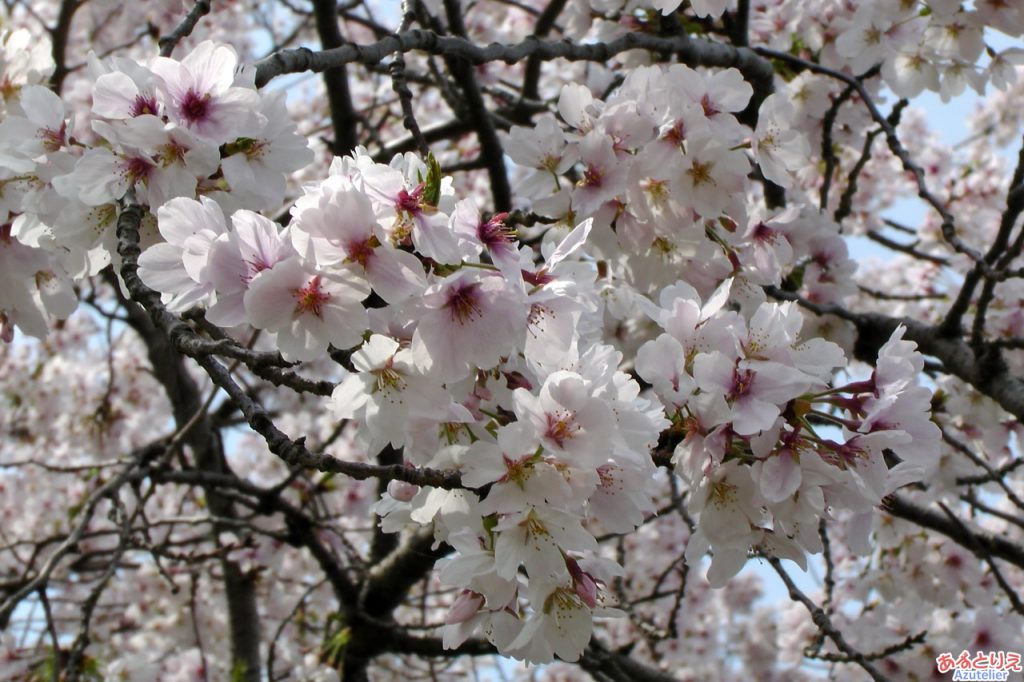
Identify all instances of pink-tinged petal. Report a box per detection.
[21,85,66,131]
[365,246,427,304]
[181,42,237,93]
[320,299,369,350]
[243,261,303,330]
[693,351,735,394]
[446,591,484,625]
[52,148,124,206]
[205,292,246,327]
[92,71,140,119]
[759,451,801,503]
[705,547,749,588]
[156,196,226,247]
[149,58,192,99]
[732,396,780,436]
[205,238,249,295]
[138,242,197,293]
[458,441,507,488]
[546,218,593,270]
[411,211,462,265]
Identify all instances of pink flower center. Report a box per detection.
[544,410,578,447]
[663,120,687,146]
[596,463,619,488]
[580,165,603,188]
[180,89,212,124]
[700,93,720,117]
[293,276,331,317]
[39,122,66,153]
[241,256,272,285]
[444,281,482,324]
[522,269,554,287]
[346,238,375,268]
[478,212,514,251]
[130,94,159,117]
[397,184,424,214]
[123,156,155,184]
[730,367,755,400]
[752,222,777,244]
[158,140,189,167]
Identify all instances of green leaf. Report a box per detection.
[423,152,442,208]
[320,613,352,667]
[230,659,249,682]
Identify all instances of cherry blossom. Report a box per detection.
[244,257,370,361]
[149,41,262,145]
[2,3,1022,679]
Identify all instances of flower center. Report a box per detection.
[544,410,578,447]
[579,165,603,188]
[730,367,755,400]
[130,94,159,117]
[687,159,715,187]
[444,281,482,324]
[478,212,514,250]
[180,90,211,124]
[663,120,687,147]
[346,238,376,268]
[39,122,66,153]
[700,94,719,117]
[372,364,406,393]
[293,276,331,317]
[123,156,155,184]
[397,184,424,214]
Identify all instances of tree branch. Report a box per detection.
[254,30,775,96]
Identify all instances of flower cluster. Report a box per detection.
[0,36,311,342]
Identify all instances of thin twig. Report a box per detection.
[159,0,212,57]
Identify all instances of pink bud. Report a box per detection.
[446,590,484,624]
[387,479,419,502]
[0,314,14,344]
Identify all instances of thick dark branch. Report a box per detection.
[884,496,1024,570]
[311,0,360,155]
[579,640,680,682]
[254,30,775,95]
[767,288,1024,422]
[48,0,80,92]
[965,135,1024,347]
[113,202,262,681]
[441,0,511,211]
[343,528,452,678]
[360,527,449,618]
[732,0,750,47]
[519,0,567,104]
